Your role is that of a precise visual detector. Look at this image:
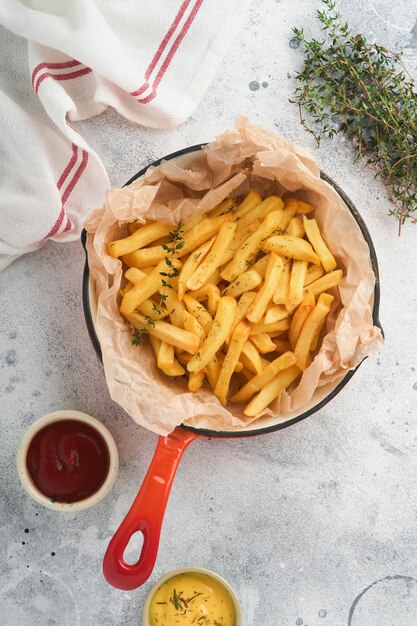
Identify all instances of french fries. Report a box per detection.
[287,260,308,312]
[214,322,251,405]
[120,258,181,315]
[187,296,237,373]
[110,190,342,416]
[221,210,287,282]
[177,237,215,300]
[126,311,199,354]
[303,270,343,298]
[249,333,276,354]
[244,364,302,417]
[233,191,262,219]
[264,305,289,325]
[235,195,284,231]
[246,254,283,323]
[262,235,320,265]
[223,270,262,298]
[108,222,171,258]
[289,294,315,350]
[304,264,324,286]
[286,217,305,239]
[231,352,297,404]
[123,216,229,268]
[294,293,334,370]
[273,259,291,305]
[303,216,337,272]
[186,221,237,290]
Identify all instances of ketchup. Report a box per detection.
[26,420,110,503]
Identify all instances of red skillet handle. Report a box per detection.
[103,427,199,590]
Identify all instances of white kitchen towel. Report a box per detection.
[0,0,249,270]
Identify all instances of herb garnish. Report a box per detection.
[292,0,417,230]
[131,221,184,345]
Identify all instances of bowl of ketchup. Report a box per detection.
[17,410,119,511]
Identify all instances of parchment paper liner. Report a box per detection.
[85,117,383,435]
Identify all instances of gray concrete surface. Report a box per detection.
[1,0,417,624]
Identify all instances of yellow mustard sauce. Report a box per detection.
[149,572,236,626]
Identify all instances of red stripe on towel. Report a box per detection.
[135,0,203,104]
[35,67,92,94]
[130,0,192,97]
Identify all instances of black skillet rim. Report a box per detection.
[81,143,383,438]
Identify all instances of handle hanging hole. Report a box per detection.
[123,530,144,565]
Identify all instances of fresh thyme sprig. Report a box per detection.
[131,221,184,345]
[291,0,417,230]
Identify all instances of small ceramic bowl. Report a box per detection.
[16,409,119,512]
[142,567,243,626]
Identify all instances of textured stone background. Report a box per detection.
[1,0,417,624]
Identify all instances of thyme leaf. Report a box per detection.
[292,0,417,230]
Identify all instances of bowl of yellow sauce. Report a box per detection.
[142,567,243,626]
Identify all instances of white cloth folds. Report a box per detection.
[0,0,249,269]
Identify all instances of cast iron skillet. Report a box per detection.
[81,143,383,591]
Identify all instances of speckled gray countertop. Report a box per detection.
[1,1,417,624]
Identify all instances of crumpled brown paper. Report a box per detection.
[85,117,383,435]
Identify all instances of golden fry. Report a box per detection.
[240,341,265,375]
[207,285,221,317]
[120,258,181,315]
[284,197,315,214]
[186,221,237,290]
[230,291,257,335]
[108,221,171,258]
[231,351,298,404]
[233,191,263,220]
[126,311,199,354]
[286,217,305,239]
[188,370,205,392]
[304,264,324,286]
[157,341,175,370]
[264,305,289,325]
[303,216,337,272]
[262,235,320,265]
[183,311,206,343]
[187,296,237,373]
[149,334,161,360]
[244,364,302,417]
[205,357,221,390]
[183,295,213,335]
[123,216,229,268]
[209,198,235,217]
[161,359,186,377]
[214,322,251,405]
[218,352,244,373]
[221,210,286,282]
[124,267,148,283]
[247,254,284,324]
[287,260,308,312]
[294,293,334,369]
[137,298,167,320]
[177,237,215,300]
[236,195,284,231]
[289,294,315,350]
[223,270,262,298]
[219,221,260,266]
[249,333,276,354]
[272,258,291,305]
[303,269,343,298]
[250,254,270,279]
[249,318,290,336]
